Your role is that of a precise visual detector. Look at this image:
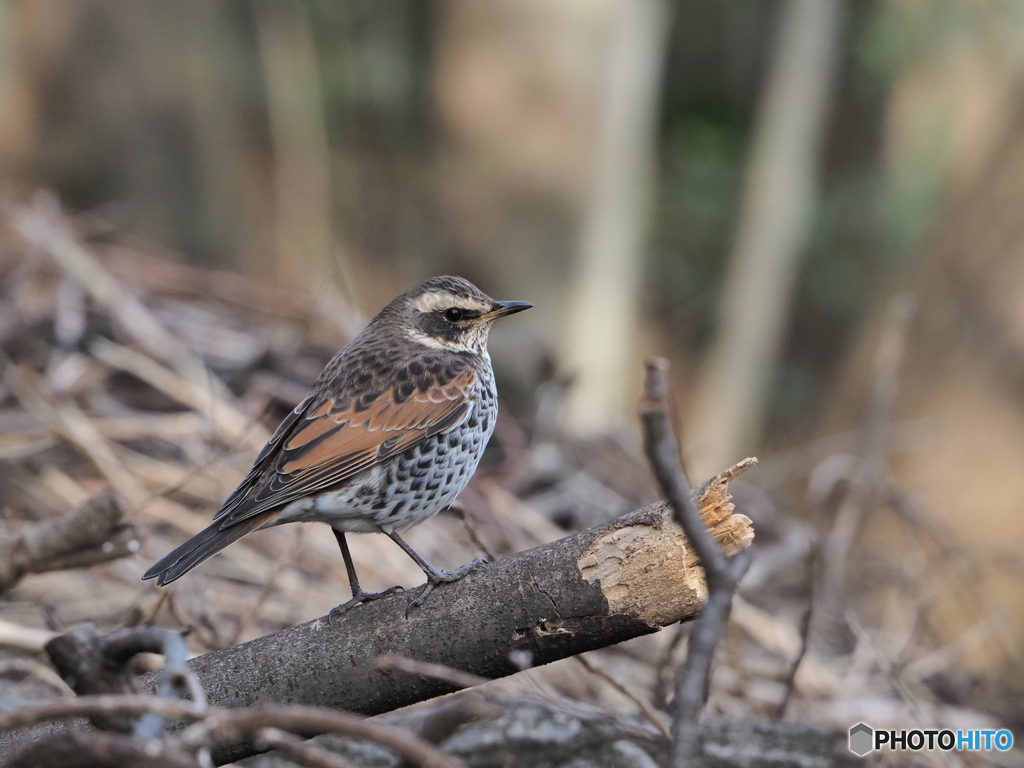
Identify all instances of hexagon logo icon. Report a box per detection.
[849,723,874,757]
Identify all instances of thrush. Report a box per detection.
[143,276,531,618]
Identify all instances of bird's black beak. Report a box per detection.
[483,300,533,319]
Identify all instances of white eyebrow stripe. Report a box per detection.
[413,292,491,314]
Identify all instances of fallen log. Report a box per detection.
[2,461,754,765]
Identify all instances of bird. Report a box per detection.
[143,276,532,619]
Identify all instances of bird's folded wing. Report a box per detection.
[214,367,476,527]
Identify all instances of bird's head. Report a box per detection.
[384,276,532,354]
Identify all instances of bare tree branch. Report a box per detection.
[255,727,363,768]
[0,696,462,768]
[45,623,205,737]
[0,694,207,732]
[4,730,200,768]
[396,692,497,768]
[178,705,464,768]
[374,654,490,690]
[575,654,670,739]
[638,358,753,768]
[0,488,126,593]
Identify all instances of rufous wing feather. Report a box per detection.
[217,365,477,526]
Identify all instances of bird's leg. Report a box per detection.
[386,530,487,616]
[327,530,404,623]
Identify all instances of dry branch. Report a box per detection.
[90,337,269,451]
[45,624,205,737]
[575,654,670,739]
[375,654,490,690]
[0,477,753,764]
[180,705,463,768]
[638,358,753,768]
[254,727,363,768]
[0,488,126,593]
[4,730,200,768]
[0,696,460,768]
[8,197,233,402]
[0,619,58,654]
[395,692,497,768]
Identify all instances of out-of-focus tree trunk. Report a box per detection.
[255,1,364,338]
[838,115,1024,672]
[686,0,843,477]
[0,2,57,177]
[559,0,670,433]
[254,0,333,288]
[0,1,270,270]
[822,15,1024,672]
[433,0,607,317]
[433,0,667,419]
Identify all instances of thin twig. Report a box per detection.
[9,196,233,402]
[818,295,915,632]
[167,594,227,652]
[638,358,752,768]
[0,696,463,768]
[255,727,362,768]
[780,296,916,709]
[885,482,1024,666]
[575,654,671,738]
[0,487,125,592]
[845,609,963,768]
[0,694,208,732]
[179,704,465,768]
[652,623,689,710]
[0,659,75,698]
[375,654,490,690]
[772,525,819,720]
[772,593,813,720]
[452,502,497,562]
[0,356,213,536]
[230,527,302,646]
[91,337,269,452]
[397,692,497,768]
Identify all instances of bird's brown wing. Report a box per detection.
[214,366,477,527]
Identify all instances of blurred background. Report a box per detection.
[1,0,1024,756]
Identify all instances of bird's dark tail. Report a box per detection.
[143,511,276,586]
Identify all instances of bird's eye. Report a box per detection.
[444,307,464,322]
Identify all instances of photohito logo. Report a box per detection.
[849,723,873,756]
[848,723,1013,757]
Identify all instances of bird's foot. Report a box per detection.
[405,558,488,617]
[327,584,405,624]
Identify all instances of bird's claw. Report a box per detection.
[327,584,405,624]
[404,558,488,618]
